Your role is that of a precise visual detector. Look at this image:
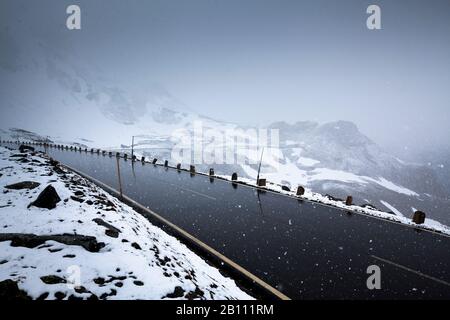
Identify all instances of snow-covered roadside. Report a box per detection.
[215,175,450,237]
[0,146,253,300]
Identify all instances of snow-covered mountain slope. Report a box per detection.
[1,26,449,225]
[262,121,450,224]
[0,146,253,300]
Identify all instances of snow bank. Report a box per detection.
[0,146,253,300]
[214,174,450,237]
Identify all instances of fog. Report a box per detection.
[1,0,450,157]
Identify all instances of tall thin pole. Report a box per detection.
[116,156,123,199]
[131,136,135,161]
[256,147,264,183]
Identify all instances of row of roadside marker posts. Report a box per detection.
[1,139,427,225]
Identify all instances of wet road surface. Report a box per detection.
[3,143,450,299]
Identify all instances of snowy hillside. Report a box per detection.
[0,146,253,300]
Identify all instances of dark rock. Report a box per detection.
[74,286,88,294]
[87,294,99,300]
[185,287,205,300]
[99,289,116,300]
[40,275,67,284]
[29,185,61,209]
[281,185,290,192]
[133,280,144,286]
[0,233,105,252]
[166,286,185,298]
[0,280,31,300]
[4,181,40,190]
[53,166,65,175]
[131,242,142,250]
[49,158,59,167]
[93,277,105,285]
[70,196,84,203]
[54,291,66,300]
[92,218,121,238]
[37,292,50,300]
[105,230,119,238]
[19,145,35,153]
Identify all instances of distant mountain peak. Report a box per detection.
[316,120,374,147]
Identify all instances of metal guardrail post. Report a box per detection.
[413,211,426,224]
[257,178,266,187]
[296,186,305,196]
[345,196,353,206]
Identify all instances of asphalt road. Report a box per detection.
[3,143,450,299]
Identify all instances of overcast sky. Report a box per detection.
[1,0,450,154]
